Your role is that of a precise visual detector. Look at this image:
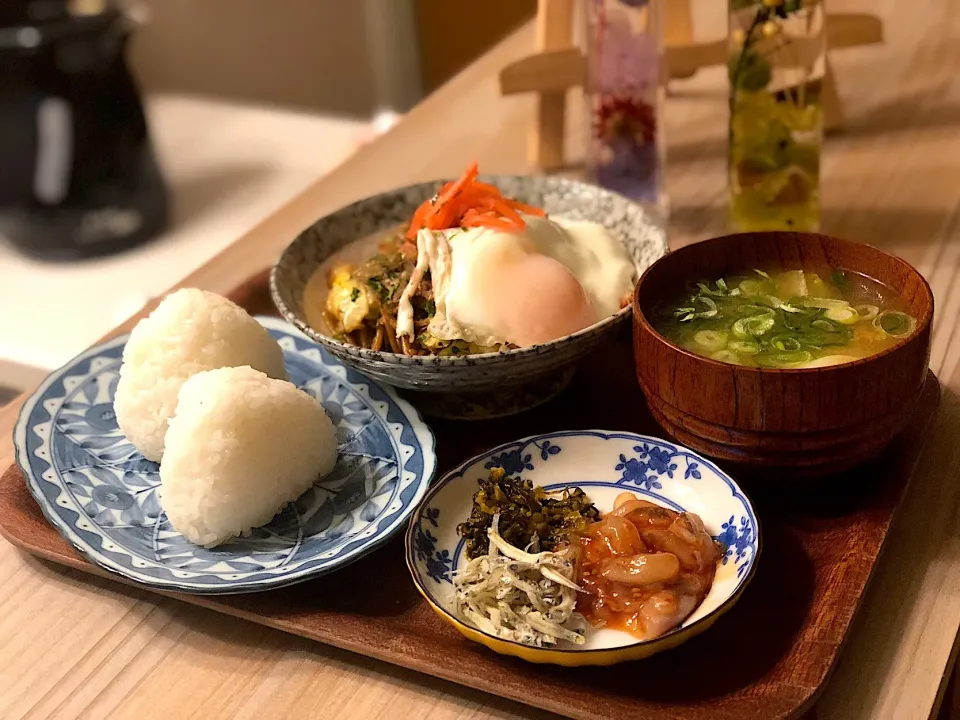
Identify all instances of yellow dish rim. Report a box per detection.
[403,437,763,667]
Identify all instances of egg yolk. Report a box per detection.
[442,230,599,347]
[497,254,598,346]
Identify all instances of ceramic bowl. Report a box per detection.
[405,430,760,666]
[633,232,934,478]
[270,175,667,419]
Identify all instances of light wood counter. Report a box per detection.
[2,0,960,717]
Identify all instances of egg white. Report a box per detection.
[396,216,635,348]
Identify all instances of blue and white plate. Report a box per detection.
[14,316,436,594]
[406,430,760,666]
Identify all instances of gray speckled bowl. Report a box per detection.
[270,175,667,419]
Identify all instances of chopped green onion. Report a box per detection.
[367,277,385,298]
[733,315,775,339]
[811,319,837,331]
[710,350,742,364]
[695,296,718,318]
[716,278,728,292]
[856,304,879,320]
[771,335,801,352]
[824,306,860,325]
[729,340,761,355]
[754,269,771,279]
[674,307,696,318]
[679,313,694,322]
[874,310,917,338]
[694,330,729,352]
[742,304,775,317]
[764,295,802,313]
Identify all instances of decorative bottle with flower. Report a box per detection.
[728,0,825,232]
[585,0,666,218]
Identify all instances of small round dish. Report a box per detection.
[270,175,667,420]
[405,430,760,666]
[14,316,437,594]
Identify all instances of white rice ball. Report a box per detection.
[160,366,338,547]
[114,288,287,461]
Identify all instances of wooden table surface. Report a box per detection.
[2,1,960,718]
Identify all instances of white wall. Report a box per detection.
[129,0,420,117]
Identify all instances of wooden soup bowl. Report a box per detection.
[632,232,934,478]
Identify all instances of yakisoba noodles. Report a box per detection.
[303,163,636,356]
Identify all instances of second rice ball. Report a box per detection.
[160,366,338,547]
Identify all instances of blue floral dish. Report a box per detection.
[14,316,436,594]
[406,430,760,666]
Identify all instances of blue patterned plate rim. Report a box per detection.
[13,316,437,595]
[405,429,762,652]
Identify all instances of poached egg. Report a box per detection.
[396,215,635,348]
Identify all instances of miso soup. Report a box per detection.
[650,268,917,368]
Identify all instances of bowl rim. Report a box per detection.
[13,316,440,595]
[632,232,935,375]
[270,174,668,365]
[404,428,763,655]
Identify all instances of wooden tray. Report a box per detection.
[0,272,942,720]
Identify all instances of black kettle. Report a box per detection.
[0,0,168,260]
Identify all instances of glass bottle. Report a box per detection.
[585,0,666,220]
[728,0,825,232]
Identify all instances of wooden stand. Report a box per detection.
[530,0,577,169]
[501,0,885,170]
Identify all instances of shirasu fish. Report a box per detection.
[451,513,587,647]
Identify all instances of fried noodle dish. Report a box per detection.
[314,162,637,357]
